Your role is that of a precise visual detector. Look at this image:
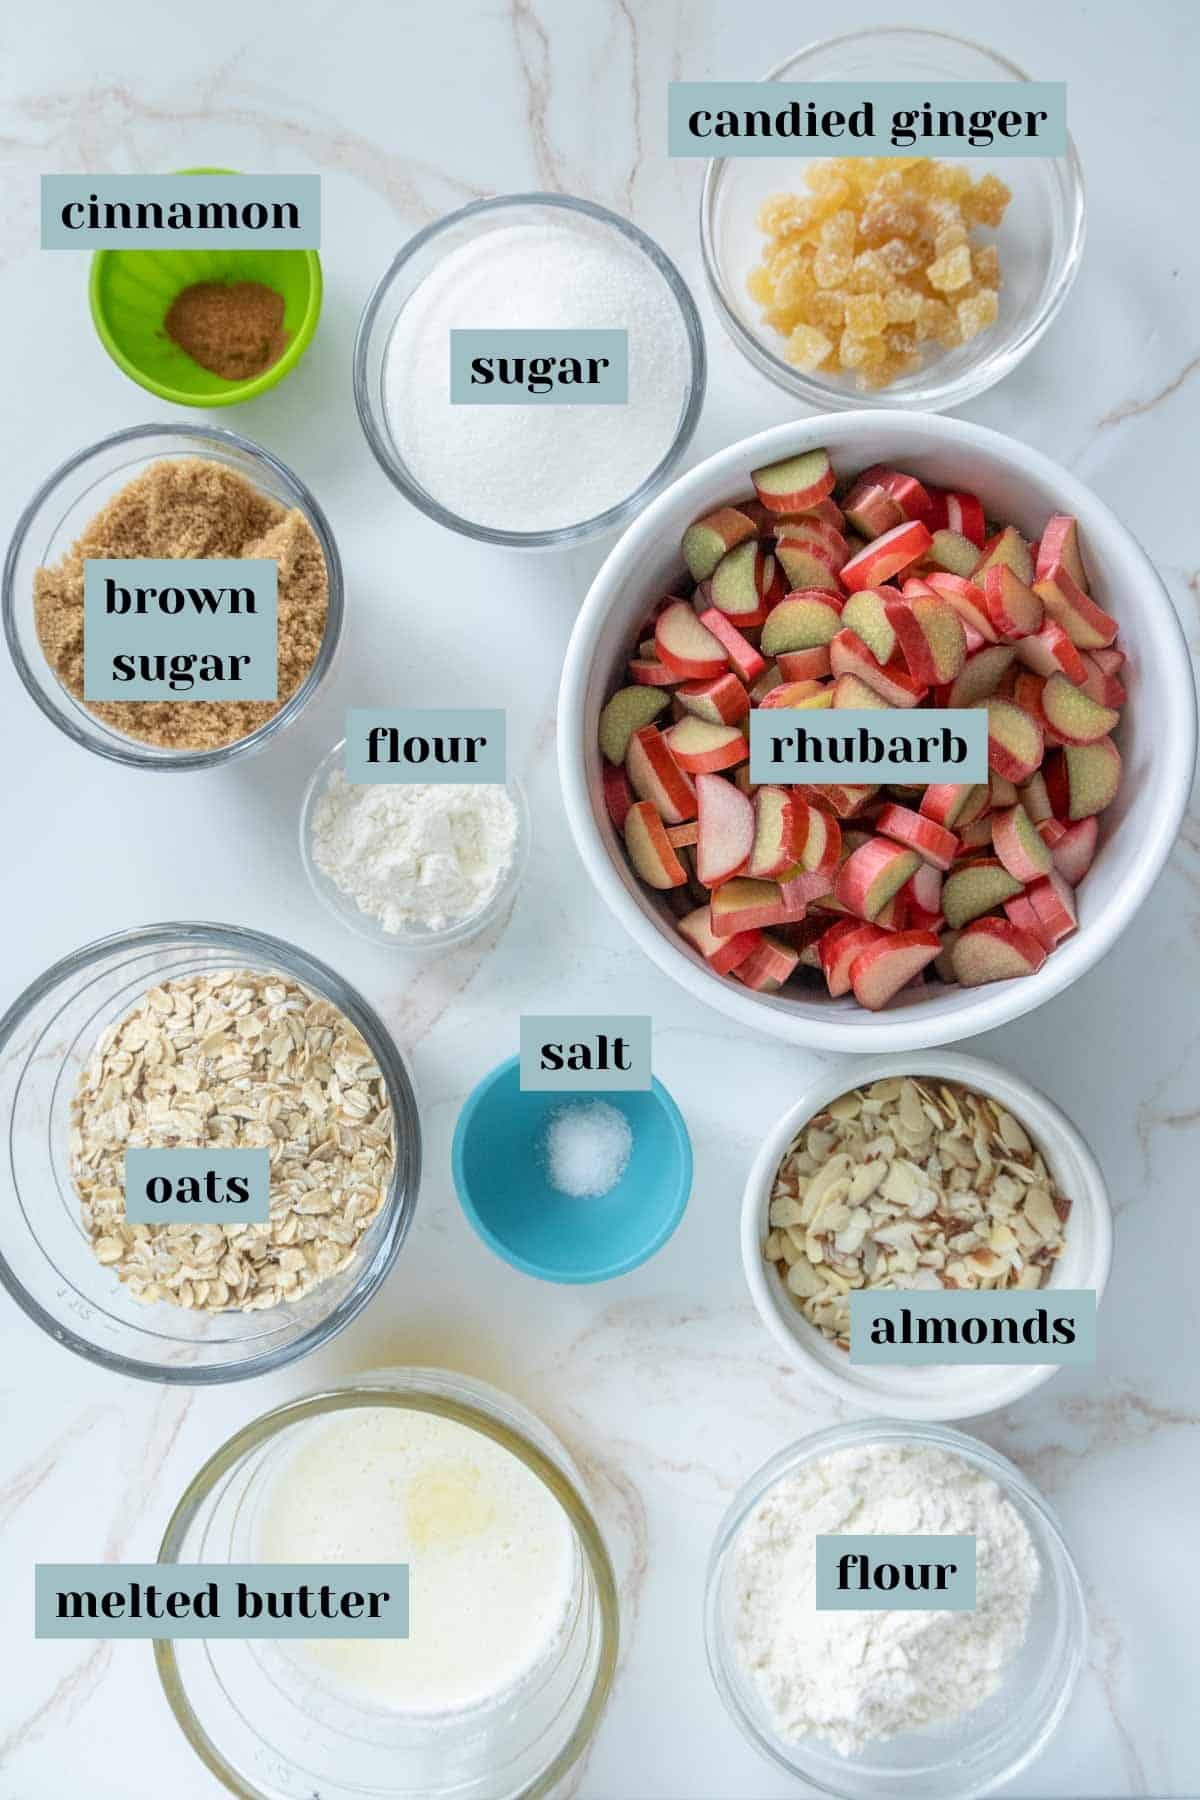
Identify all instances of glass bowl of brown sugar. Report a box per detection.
[2,422,344,770]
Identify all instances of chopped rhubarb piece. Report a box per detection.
[624,800,687,889]
[682,506,757,581]
[733,932,801,992]
[602,762,634,830]
[924,571,998,643]
[777,645,832,682]
[628,655,679,687]
[1028,871,1077,943]
[849,929,942,1010]
[992,804,1053,883]
[926,530,980,577]
[655,601,728,680]
[757,679,832,710]
[857,465,934,521]
[711,540,772,623]
[951,917,1047,985]
[945,645,1015,708]
[1036,515,1090,594]
[981,698,1045,784]
[710,876,787,934]
[625,725,696,824]
[773,538,843,595]
[1015,621,1087,684]
[942,857,1024,928]
[1076,653,1126,710]
[841,587,899,664]
[806,782,879,819]
[1004,892,1057,954]
[696,772,754,884]
[665,716,748,774]
[677,672,751,725]
[760,592,844,654]
[974,525,1034,586]
[677,906,762,975]
[748,787,799,879]
[983,564,1043,641]
[830,632,926,706]
[840,520,933,592]
[1039,672,1120,746]
[698,607,767,684]
[875,802,959,871]
[819,918,890,997]
[886,592,966,683]
[1033,564,1117,648]
[666,821,699,848]
[599,687,670,763]
[920,783,976,829]
[1049,737,1122,819]
[834,838,922,920]
[1049,817,1099,885]
[751,448,835,513]
[841,480,904,540]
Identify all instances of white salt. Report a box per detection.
[381,217,690,533]
[543,1101,633,1199]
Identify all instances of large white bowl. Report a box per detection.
[740,1052,1112,1422]
[558,413,1197,1051]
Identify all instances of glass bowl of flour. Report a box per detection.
[300,740,530,949]
[705,1420,1086,1799]
[352,193,706,547]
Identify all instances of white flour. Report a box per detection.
[382,218,690,532]
[311,774,519,934]
[733,1443,1039,1757]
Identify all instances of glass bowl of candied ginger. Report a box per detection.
[700,29,1085,412]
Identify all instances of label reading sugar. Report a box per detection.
[520,1015,651,1092]
[748,709,988,784]
[816,1536,976,1612]
[450,330,628,405]
[849,1289,1097,1365]
[35,1565,407,1639]
[124,1149,270,1225]
[83,559,277,702]
[668,83,1066,157]
[41,174,320,248]
[344,709,507,784]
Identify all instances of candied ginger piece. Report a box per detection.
[844,293,888,337]
[838,333,887,370]
[820,209,858,254]
[859,200,922,246]
[957,289,1000,339]
[747,265,773,305]
[785,324,834,372]
[814,246,852,288]
[930,163,972,200]
[757,193,815,236]
[963,173,1011,227]
[807,290,847,331]
[935,223,969,257]
[877,237,920,276]
[917,297,954,339]
[974,243,1001,286]
[883,286,922,324]
[926,244,973,292]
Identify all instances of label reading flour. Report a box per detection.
[450,330,628,404]
[124,1148,270,1225]
[748,708,988,784]
[849,1289,1097,1365]
[344,709,506,784]
[816,1536,977,1611]
[83,559,277,702]
[520,1015,651,1092]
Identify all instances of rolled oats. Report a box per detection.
[764,1078,1071,1351]
[71,970,395,1313]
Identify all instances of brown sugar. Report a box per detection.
[164,280,289,381]
[33,458,328,753]
[747,158,1010,390]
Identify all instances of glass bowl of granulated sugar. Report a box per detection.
[353,193,706,547]
[299,740,531,949]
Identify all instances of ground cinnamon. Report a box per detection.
[164,280,289,381]
[34,459,328,752]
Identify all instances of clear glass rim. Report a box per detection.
[704,1417,1088,1796]
[699,27,1088,413]
[352,192,708,547]
[154,1381,621,1800]
[298,739,532,949]
[1,422,345,770]
[0,921,421,1383]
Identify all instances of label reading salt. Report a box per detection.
[344,709,506,784]
[520,1015,651,1092]
[41,174,320,249]
[748,708,988,784]
[83,558,277,702]
[36,1564,407,1639]
[450,330,628,405]
[849,1289,1097,1365]
[124,1149,270,1225]
[816,1536,976,1612]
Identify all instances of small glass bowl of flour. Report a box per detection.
[705,1420,1087,1799]
[300,741,529,948]
[353,194,705,546]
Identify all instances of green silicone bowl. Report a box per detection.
[88,169,322,407]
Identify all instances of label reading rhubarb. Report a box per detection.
[848,1289,1097,1365]
[520,1015,651,1091]
[35,1565,408,1639]
[41,174,320,248]
[748,708,988,784]
[124,1149,270,1225]
[668,83,1066,157]
[450,330,628,405]
[816,1537,976,1612]
[83,558,277,702]
[344,709,506,784]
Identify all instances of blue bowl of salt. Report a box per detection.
[451,1056,692,1283]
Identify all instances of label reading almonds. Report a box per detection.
[83,558,277,702]
[848,1289,1097,1365]
[816,1536,976,1611]
[748,708,988,784]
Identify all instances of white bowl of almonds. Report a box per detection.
[741,1052,1111,1420]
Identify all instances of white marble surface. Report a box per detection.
[1,1,1198,1795]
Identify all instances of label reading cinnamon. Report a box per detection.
[41,175,320,248]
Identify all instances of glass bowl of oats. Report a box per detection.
[700,30,1085,410]
[740,1052,1111,1420]
[0,922,421,1383]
